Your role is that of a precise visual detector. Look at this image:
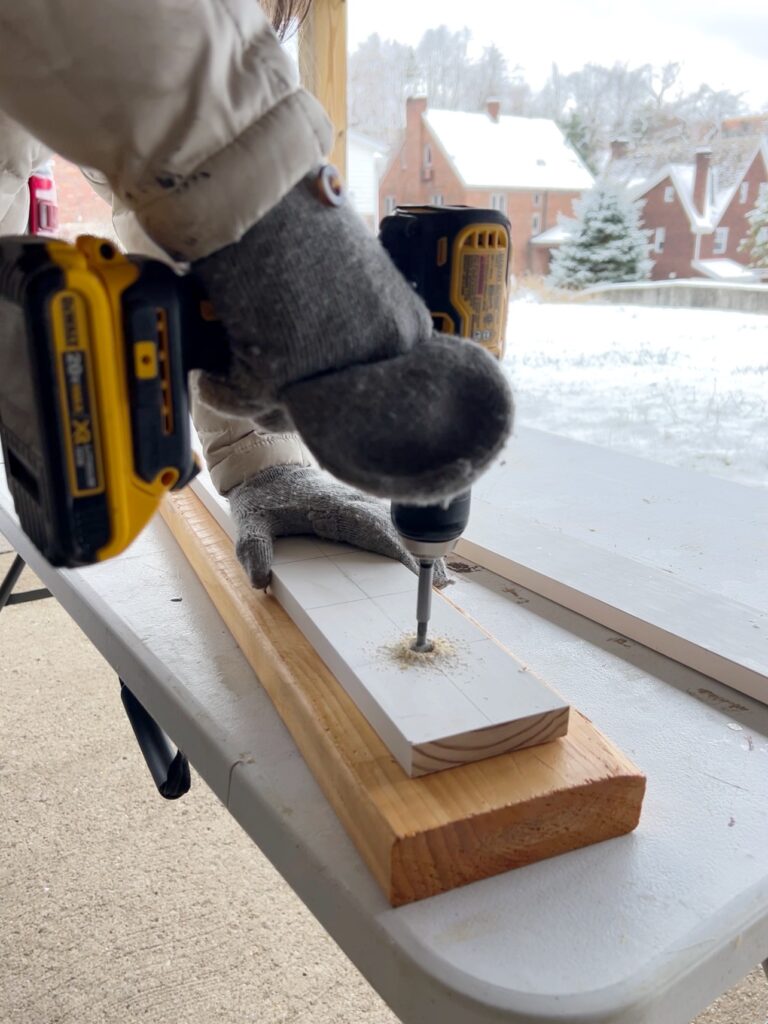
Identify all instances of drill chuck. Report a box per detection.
[390,491,471,559]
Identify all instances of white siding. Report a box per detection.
[347,135,386,229]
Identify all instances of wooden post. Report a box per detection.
[298,0,347,177]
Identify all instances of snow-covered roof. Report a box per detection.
[628,140,768,234]
[628,163,716,231]
[692,259,762,283]
[423,109,594,191]
[530,221,575,246]
[348,129,388,155]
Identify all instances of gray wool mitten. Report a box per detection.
[229,464,449,590]
[193,167,513,505]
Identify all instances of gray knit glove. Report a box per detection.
[193,167,513,506]
[229,464,449,590]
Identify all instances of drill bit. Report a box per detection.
[411,559,435,653]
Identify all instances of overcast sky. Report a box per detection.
[348,0,768,109]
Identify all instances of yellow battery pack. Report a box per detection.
[0,235,209,567]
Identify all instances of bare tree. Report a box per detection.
[349,33,419,145]
[348,29,756,173]
[646,62,682,109]
[415,26,472,109]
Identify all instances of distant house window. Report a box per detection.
[536,159,546,167]
[430,193,445,206]
[533,193,542,207]
[490,193,507,212]
[713,227,729,254]
[740,182,749,204]
[532,213,541,232]
[384,195,397,215]
[664,186,674,203]
[653,227,666,253]
[423,144,432,167]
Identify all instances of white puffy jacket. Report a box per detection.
[0,0,330,490]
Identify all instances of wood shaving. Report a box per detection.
[380,633,458,669]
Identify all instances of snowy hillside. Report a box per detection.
[504,300,768,489]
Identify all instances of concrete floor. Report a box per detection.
[1,544,767,1024]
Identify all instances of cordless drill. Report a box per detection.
[379,205,511,652]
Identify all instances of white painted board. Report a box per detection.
[189,471,569,777]
[456,428,768,706]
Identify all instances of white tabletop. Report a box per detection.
[2,450,767,1024]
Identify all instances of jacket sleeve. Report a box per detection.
[0,110,49,231]
[0,0,332,260]
[190,383,315,493]
[108,191,316,493]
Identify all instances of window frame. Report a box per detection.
[713,226,729,255]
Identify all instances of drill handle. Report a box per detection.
[179,273,231,377]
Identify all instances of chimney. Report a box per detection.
[693,146,711,216]
[406,95,428,132]
[610,138,628,162]
[486,97,501,123]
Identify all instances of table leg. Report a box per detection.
[0,553,52,610]
[119,679,191,800]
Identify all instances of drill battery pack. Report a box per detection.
[0,236,204,567]
[379,205,511,359]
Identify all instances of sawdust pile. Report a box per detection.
[380,633,458,669]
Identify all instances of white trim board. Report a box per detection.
[456,431,768,706]
[188,472,569,777]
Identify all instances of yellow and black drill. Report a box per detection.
[0,202,510,623]
[380,205,512,652]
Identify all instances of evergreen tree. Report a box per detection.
[739,186,768,268]
[559,110,596,173]
[549,183,653,288]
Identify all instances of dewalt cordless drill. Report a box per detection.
[0,198,510,606]
[380,205,512,651]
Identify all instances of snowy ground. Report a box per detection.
[504,299,768,490]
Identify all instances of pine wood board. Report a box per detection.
[298,0,347,174]
[160,489,646,905]
[188,473,569,777]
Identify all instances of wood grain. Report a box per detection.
[161,490,646,905]
[298,0,347,175]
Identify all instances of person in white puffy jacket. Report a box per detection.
[0,0,512,587]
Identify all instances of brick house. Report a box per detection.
[379,97,593,279]
[626,140,768,281]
